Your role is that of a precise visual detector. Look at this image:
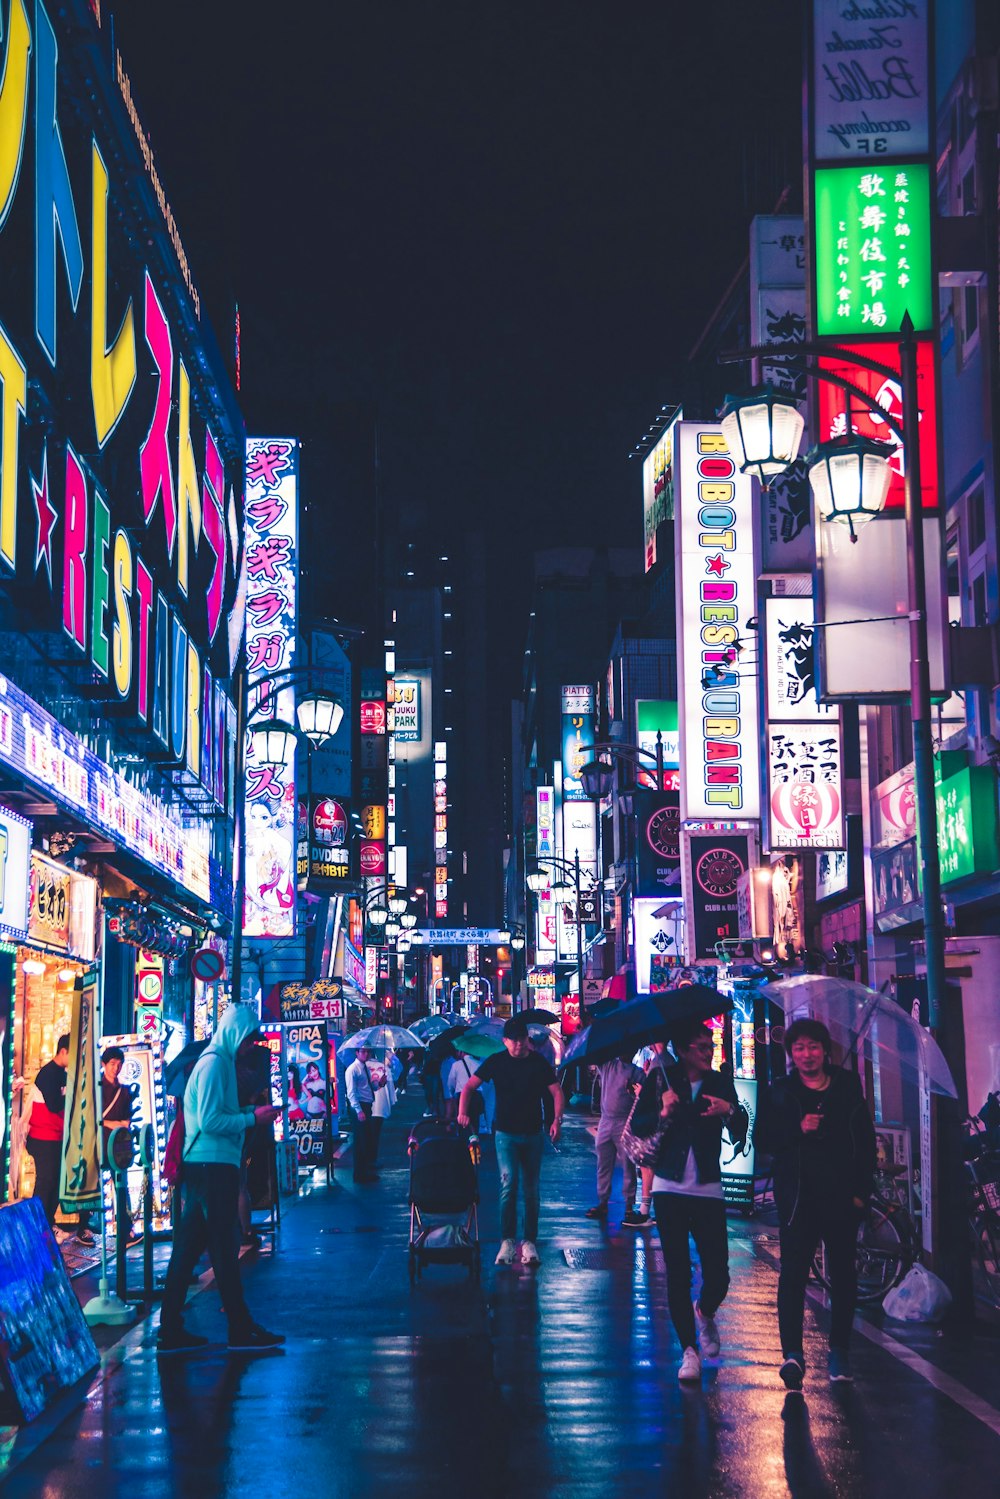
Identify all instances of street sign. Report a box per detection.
[190,948,225,982]
[575,894,599,924]
[409,928,509,946]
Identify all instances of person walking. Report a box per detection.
[585,1051,643,1225]
[758,1018,876,1389]
[457,1016,564,1267]
[370,1053,396,1166]
[345,1045,379,1183]
[446,1051,496,1135]
[158,1005,283,1354]
[648,1020,748,1384]
[25,1034,86,1240]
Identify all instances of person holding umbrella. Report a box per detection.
[757,1018,876,1389]
[648,1019,747,1384]
[585,1049,644,1225]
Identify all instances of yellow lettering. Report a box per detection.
[697,432,727,453]
[706,787,742,808]
[0,0,30,228]
[698,482,735,505]
[186,640,200,777]
[176,362,201,593]
[705,718,739,738]
[0,324,26,570]
[90,143,136,446]
[699,530,736,550]
[112,529,133,698]
[702,624,738,648]
[701,605,737,624]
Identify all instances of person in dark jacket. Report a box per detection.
[26,1034,71,1232]
[648,1020,748,1383]
[757,1018,876,1389]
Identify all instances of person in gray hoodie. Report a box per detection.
[158,1005,282,1354]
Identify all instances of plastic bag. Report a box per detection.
[882,1263,952,1322]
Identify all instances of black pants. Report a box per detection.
[27,1137,62,1226]
[777,1198,859,1356]
[653,1191,730,1352]
[353,1111,381,1180]
[160,1163,252,1334]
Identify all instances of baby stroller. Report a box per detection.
[407,1119,481,1282]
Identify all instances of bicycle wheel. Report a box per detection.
[812,1205,905,1304]
[971,1211,1000,1306]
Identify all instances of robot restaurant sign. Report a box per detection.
[675,423,760,822]
[0,0,243,805]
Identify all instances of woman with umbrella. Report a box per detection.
[647,1019,748,1384]
[757,1018,876,1390]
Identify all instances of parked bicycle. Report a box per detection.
[812,1163,919,1304]
[962,1094,1000,1308]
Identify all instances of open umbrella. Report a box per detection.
[340,1024,426,1056]
[410,1015,465,1041]
[563,984,732,1068]
[454,1031,505,1060]
[518,1008,560,1026]
[767,973,957,1098]
[164,1039,209,1098]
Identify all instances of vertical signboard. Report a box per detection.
[560,685,595,802]
[642,411,681,573]
[635,701,679,789]
[61,970,101,1213]
[393,680,420,741]
[0,807,32,941]
[811,0,931,162]
[244,439,299,939]
[682,833,752,963]
[284,1020,332,1167]
[675,423,760,820]
[635,792,682,898]
[535,786,556,959]
[433,739,448,918]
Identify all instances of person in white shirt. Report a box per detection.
[344,1047,378,1183]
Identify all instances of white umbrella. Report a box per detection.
[340,1024,426,1056]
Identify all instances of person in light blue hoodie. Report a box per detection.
[158,1005,282,1354]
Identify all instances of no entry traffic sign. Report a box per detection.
[190,948,225,983]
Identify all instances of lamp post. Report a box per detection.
[231,667,345,1007]
[526,851,598,1014]
[717,316,945,1032]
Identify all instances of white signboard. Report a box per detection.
[816,849,849,901]
[812,0,930,162]
[642,412,681,573]
[765,597,837,721]
[632,897,684,995]
[675,423,760,820]
[0,805,31,941]
[535,786,556,958]
[767,723,846,851]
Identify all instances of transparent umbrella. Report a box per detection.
[767,973,957,1098]
[340,1025,426,1056]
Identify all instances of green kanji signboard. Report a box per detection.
[814,164,933,337]
[935,765,1000,885]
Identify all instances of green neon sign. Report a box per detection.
[935,765,1000,885]
[814,164,933,337]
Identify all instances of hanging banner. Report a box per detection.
[675,423,760,820]
[683,833,752,963]
[811,0,931,163]
[768,724,845,851]
[60,970,101,1212]
[244,437,299,940]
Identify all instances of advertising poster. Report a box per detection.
[393,680,420,741]
[642,411,681,572]
[284,1021,332,1167]
[279,979,343,1025]
[684,834,751,963]
[306,797,351,891]
[632,897,684,994]
[635,791,682,898]
[675,423,760,821]
[61,970,101,1213]
[244,437,299,940]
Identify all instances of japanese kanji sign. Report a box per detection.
[935,765,1000,885]
[765,597,838,722]
[61,969,101,1212]
[767,724,845,851]
[814,164,932,337]
[244,438,299,940]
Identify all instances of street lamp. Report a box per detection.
[524,852,599,1013]
[387,890,408,917]
[248,717,299,769]
[718,384,806,487]
[295,689,345,747]
[510,927,526,952]
[718,313,944,1032]
[400,911,418,930]
[497,923,512,945]
[525,866,549,895]
[385,919,401,941]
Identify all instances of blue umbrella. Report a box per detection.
[563,985,733,1068]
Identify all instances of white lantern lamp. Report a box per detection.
[295,690,344,748]
[249,718,298,768]
[719,386,806,487]
[806,434,893,543]
[526,865,549,894]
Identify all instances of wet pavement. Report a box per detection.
[4,1088,1000,1497]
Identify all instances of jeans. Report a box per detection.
[653,1192,730,1351]
[27,1137,62,1226]
[595,1124,636,1208]
[495,1130,544,1242]
[778,1198,859,1356]
[160,1162,252,1334]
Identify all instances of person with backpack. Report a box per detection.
[158,1005,282,1354]
[757,1018,876,1389]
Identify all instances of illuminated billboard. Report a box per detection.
[635,700,679,789]
[244,438,298,939]
[561,685,595,802]
[814,164,933,337]
[675,423,760,821]
[811,0,930,163]
[642,412,681,573]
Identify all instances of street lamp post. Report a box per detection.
[718,319,945,1032]
[526,851,595,1013]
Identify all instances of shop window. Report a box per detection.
[967,482,986,556]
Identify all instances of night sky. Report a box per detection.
[112,1,803,674]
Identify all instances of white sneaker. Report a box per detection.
[695,1304,720,1358]
[678,1346,702,1383]
[520,1240,540,1265]
[495,1238,518,1265]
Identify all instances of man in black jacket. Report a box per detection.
[648,1020,748,1383]
[756,1018,876,1388]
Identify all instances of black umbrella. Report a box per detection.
[563,985,733,1068]
[164,1038,209,1098]
[518,1008,560,1026]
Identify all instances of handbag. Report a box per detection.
[619,1066,669,1168]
